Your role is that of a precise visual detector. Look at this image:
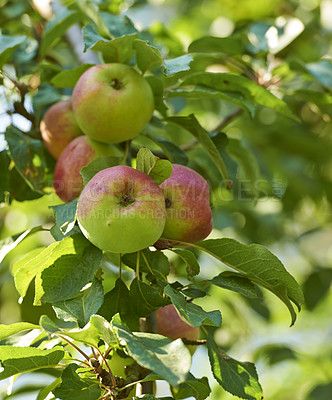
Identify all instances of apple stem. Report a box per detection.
[110,78,123,90]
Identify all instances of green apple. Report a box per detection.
[158,164,213,244]
[72,63,154,144]
[77,165,166,253]
[53,135,122,203]
[156,304,200,355]
[40,99,82,159]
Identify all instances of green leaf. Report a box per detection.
[189,36,244,55]
[98,278,139,331]
[207,334,263,400]
[129,278,170,317]
[112,316,191,387]
[178,72,297,120]
[80,155,122,186]
[136,148,173,184]
[51,64,94,88]
[172,374,211,400]
[50,199,78,236]
[167,115,229,181]
[209,271,259,298]
[134,39,164,74]
[122,249,170,278]
[164,55,193,76]
[145,76,166,114]
[0,346,64,380]
[65,315,117,348]
[82,24,138,63]
[0,322,40,340]
[5,126,47,193]
[168,85,255,116]
[99,12,137,37]
[0,34,26,67]
[164,285,222,327]
[13,234,97,301]
[146,135,189,165]
[39,315,62,336]
[171,249,200,280]
[53,364,101,400]
[193,238,304,325]
[40,9,83,57]
[34,238,102,305]
[53,277,104,328]
[0,225,45,264]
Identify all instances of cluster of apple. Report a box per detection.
[41,63,213,254]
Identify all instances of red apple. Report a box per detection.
[53,136,122,203]
[40,99,82,159]
[77,166,166,253]
[72,63,154,144]
[156,304,200,354]
[158,164,213,243]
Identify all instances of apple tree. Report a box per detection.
[1,0,331,399]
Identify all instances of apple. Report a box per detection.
[158,164,213,244]
[72,63,154,144]
[53,135,122,203]
[156,304,200,355]
[40,99,82,159]
[77,165,166,253]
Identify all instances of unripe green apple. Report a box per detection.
[53,135,122,203]
[40,99,82,159]
[158,164,213,243]
[156,304,200,355]
[77,166,166,253]
[72,63,154,144]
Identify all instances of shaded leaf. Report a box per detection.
[5,126,47,193]
[80,155,122,186]
[112,315,191,387]
[146,135,189,165]
[53,364,101,400]
[134,39,164,74]
[207,334,263,400]
[98,278,139,331]
[129,278,170,317]
[122,249,170,278]
[40,9,83,57]
[171,249,200,279]
[136,148,173,184]
[0,34,26,67]
[193,238,304,325]
[172,374,211,400]
[209,271,259,298]
[53,277,104,328]
[82,24,138,63]
[165,285,222,327]
[50,199,78,236]
[167,115,228,180]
